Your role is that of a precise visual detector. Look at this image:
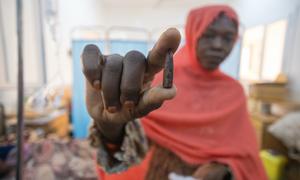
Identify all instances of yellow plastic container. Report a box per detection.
[260,150,287,180]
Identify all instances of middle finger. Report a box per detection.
[120,50,147,109]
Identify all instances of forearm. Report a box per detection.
[89,119,126,148]
[93,119,150,174]
[193,162,233,180]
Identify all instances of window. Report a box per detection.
[239,20,287,81]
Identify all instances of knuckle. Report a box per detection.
[121,86,140,96]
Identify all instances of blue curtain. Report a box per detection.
[110,40,148,56]
[72,40,105,138]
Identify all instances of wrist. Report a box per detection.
[92,118,128,145]
[195,162,232,180]
[99,120,126,144]
[210,162,232,180]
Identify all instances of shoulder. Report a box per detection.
[221,73,245,95]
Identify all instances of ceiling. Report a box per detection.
[101,0,231,8]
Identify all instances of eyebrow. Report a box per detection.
[206,25,237,35]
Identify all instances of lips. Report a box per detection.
[207,55,222,61]
[205,55,223,64]
[207,61,221,68]
[204,53,224,65]
[202,56,223,69]
[205,51,225,59]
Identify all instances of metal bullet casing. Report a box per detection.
[163,51,174,89]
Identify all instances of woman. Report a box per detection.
[82,5,267,180]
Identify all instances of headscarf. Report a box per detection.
[142,5,267,180]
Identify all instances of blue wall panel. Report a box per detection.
[71,40,148,138]
[220,40,241,79]
[110,40,148,56]
[72,40,105,138]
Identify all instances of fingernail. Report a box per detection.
[124,101,135,109]
[107,106,117,113]
[93,80,101,90]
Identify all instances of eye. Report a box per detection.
[203,33,214,39]
[223,35,234,43]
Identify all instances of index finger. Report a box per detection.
[82,44,104,90]
[145,28,181,82]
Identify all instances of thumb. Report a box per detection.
[144,85,177,104]
[134,85,176,118]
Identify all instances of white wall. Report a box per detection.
[0,0,17,86]
[0,0,45,86]
[282,7,300,101]
[0,0,46,114]
[46,0,105,84]
[231,0,300,28]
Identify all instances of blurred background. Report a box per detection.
[0,0,300,179]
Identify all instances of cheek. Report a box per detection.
[223,40,235,55]
[196,41,207,57]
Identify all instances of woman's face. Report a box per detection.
[196,14,238,71]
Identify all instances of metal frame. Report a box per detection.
[16,0,24,179]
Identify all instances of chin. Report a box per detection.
[203,65,218,71]
[199,60,220,71]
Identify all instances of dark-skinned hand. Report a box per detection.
[193,163,230,180]
[82,28,181,144]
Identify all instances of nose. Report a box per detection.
[211,36,223,50]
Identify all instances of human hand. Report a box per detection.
[82,28,181,143]
[193,163,230,180]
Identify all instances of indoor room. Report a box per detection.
[0,0,300,179]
